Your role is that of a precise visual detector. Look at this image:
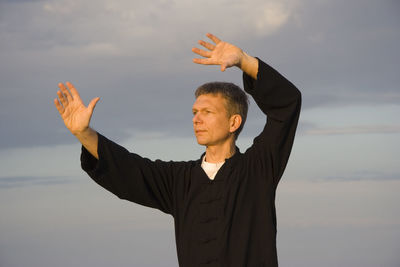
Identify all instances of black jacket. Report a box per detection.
[81,58,301,267]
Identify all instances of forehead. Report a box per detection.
[192,94,227,110]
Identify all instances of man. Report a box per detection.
[54,33,301,267]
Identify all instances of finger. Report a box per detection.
[58,82,72,102]
[57,90,68,106]
[66,81,81,101]
[221,64,227,72]
[54,98,65,114]
[206,33,221,44]
[192,47,212,58]
[198,40,215,51]
[192,58,217,65]
[88,97,100,114]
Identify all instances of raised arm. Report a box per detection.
[193,33,301,186]
[192,33,259,80]
[54,82,100,159]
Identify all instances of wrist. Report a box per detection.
[73,127,94,139]
[240,52,258,80]
[237,50,246,69]
[73,127,99,160]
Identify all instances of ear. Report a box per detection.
[229,114,242,134]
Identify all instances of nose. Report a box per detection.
[192,113,202,124]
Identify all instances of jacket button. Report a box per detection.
[199,217,219,223]
[199,237,217,244]
[200,258,218,264]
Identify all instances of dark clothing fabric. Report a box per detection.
[81,58,301,267]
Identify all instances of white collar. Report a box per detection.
[201,155,225,180]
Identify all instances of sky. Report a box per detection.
[0,0,399,266]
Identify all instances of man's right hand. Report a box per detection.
[54,82,100,159]
[54,82,99,136]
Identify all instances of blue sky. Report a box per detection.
[0,0,399,266]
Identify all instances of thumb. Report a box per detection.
[88,97,100,113]
[221,64,227,72]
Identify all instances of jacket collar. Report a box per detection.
[196,146,241,165]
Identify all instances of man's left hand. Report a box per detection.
[192,33,258,80]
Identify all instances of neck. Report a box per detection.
[205,141,236,163]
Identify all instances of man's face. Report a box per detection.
[192,94,233,146]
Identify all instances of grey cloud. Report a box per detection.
[303,124,400,136]
[321,170,400,182]
[294,120,318,136]
[0,0,44,3]
[246,0,400,107]
[0,176,79,189]
[0,0,399,149]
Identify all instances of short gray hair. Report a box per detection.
[195,82,249,139]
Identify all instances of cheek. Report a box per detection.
[215,117,231,132]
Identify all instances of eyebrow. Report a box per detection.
[192,106,215,112]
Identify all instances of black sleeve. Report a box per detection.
[243,58,301,186]
[80,133,176,215]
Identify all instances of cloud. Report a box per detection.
[303,124,400,135]
[320,170,400,182]
[0,0,399,150]
[0,176,78,189]
[1,0,296,55]
[1,0,44,3]
[255,2,291,32]
[277,179,400,228]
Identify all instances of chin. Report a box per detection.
[195,137,208,146]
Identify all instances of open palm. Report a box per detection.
[192,33,243,72]
[54,82,99,135]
